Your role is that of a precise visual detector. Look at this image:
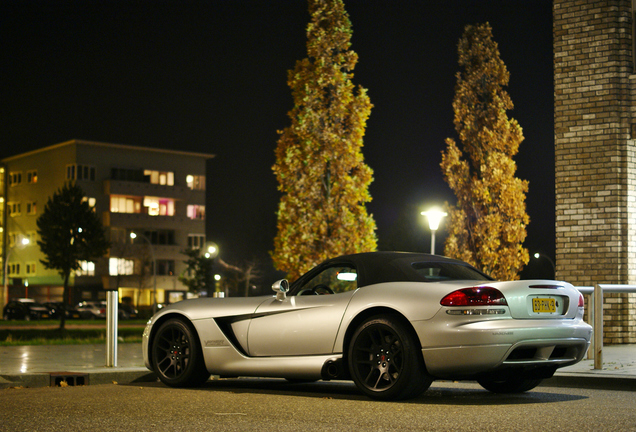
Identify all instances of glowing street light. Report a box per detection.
[421,208,447,255]
[533,252,556,279]
[204,243,218,259]
[203,242,220,296]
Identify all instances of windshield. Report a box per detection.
[411,262,490,282]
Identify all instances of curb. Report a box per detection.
[3,369,634,392]
[0,369,156,389]
[545,372,636,392]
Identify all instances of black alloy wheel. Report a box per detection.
[348,315,432,400]
[151,318,210,387]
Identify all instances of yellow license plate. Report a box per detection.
[532,298,556,313]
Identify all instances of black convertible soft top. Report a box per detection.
[292,251,492,290]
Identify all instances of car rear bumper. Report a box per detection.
[414,316,592,378]
[422,337,590,378]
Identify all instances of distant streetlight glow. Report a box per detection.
[421,208,447,255]
[205,243,218,259]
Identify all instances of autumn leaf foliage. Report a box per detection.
[441,23,529,280]
[272,0,377,281]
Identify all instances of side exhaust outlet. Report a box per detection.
[321,359,344,380]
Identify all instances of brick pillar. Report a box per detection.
[554,0,636,343]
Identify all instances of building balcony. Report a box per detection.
[103,211,205,231]
[103,179,205,204]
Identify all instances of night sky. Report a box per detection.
[0,0,556,284]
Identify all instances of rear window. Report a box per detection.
[411,262,490,282]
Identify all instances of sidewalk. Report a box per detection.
[0,343,634,390]
[543,344,636,391]
[0,343,154,389]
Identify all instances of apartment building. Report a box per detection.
[1,140,213,310]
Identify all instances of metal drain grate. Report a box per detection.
[50,373,89,387]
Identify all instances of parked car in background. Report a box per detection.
[44,302,82,320]
[76,300,138,320]
[3,298,51,321]
[76,301,106,319]
[118,303,138,320]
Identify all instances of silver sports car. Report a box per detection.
[142,252,592,400]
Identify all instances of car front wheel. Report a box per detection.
[348,315,432,400]
[151,318,210,387]
[477,376,543,393]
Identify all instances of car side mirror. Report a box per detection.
[272,279,289,301]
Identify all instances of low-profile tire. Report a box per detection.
[152,318,210,387]
[477,376,543,393]
[348,315,432,400]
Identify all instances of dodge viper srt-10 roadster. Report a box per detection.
[143,252,592,400]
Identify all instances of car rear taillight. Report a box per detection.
[440,287,508,306]
[578,293,584,308]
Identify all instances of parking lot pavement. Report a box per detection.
[1,343,635,390]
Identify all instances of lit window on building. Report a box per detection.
[109,258,134,276]
[187,205,205,220]
[143,197,175,216]
[82,197,96,208]
[186,175,206,190]
[110,195,142,213]
[144,170,174,186]
[76,261,95,276]
[26,170,38,183]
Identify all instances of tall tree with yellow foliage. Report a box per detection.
[441,23,529,280]
[272,0,376,281]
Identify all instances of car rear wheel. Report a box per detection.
[152,318,210,387]
[477,376,543,393]
[348,315,432,400]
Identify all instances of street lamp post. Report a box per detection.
[421,208,447,255]
[204,243,219,297]
[3,237,30,316]
[533,252,556,279]
[130,232,157,313]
